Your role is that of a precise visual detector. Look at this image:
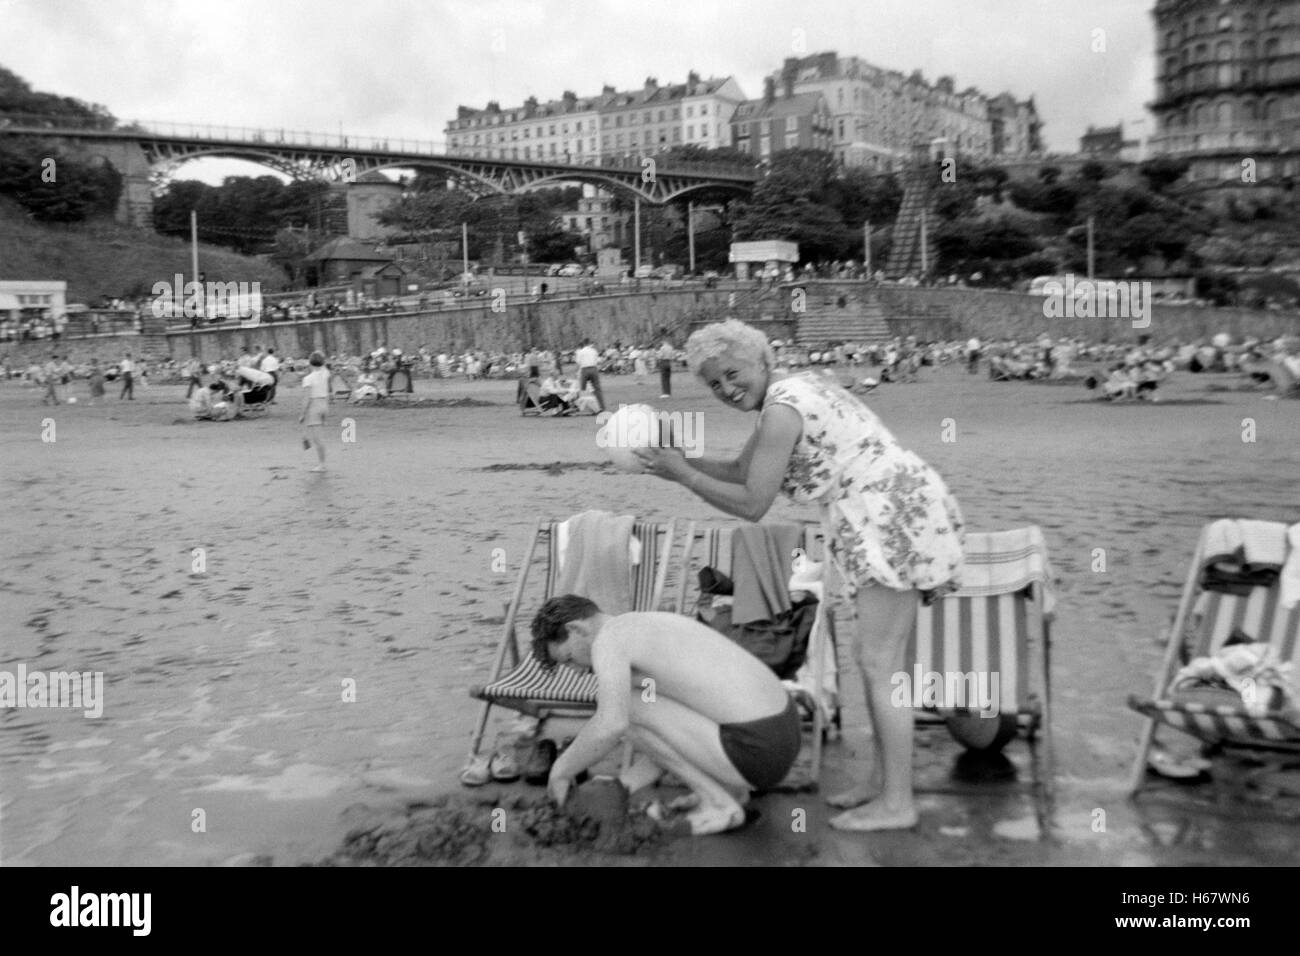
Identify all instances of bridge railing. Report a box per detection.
[0,113,762,179]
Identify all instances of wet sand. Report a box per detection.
[1,364,1298,866]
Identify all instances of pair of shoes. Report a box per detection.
[524,739,557,785]
[490,750,520,782]
[459,754,491,787]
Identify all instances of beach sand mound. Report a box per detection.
[323,783,663,866]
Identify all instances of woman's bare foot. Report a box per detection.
[828,800,918,832]
[825,781,880,810]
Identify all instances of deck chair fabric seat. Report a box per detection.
[1129,519,1300,795]
[908,526,1054,722]
[475,655,598,705]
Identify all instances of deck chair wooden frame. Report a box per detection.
[676,522,841,786]
[1128,520,1300,800]
[465,517,677,759]
[905,527,1056,812]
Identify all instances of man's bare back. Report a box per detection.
[595,611,789,724]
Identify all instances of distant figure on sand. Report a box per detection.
[87,358,105,405]
[41,355,60,405]
[119,353,135,400]
[531,596,801,835]
[299,350,329,472]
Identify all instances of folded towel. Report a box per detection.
[731,523,803,625]
[1201,518,1287,594]
[555,511,636,615]
[947,526,1056,618]
[1282,523,1300,610]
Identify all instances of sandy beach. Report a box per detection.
[1,362,1298,866]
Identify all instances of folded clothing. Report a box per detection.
[1169,637,1299,724]
[1200,518,1287,594]
[730,523,802,625]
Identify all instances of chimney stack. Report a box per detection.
[763,77,776,104]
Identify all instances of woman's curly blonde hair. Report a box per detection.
[684,319,774,377]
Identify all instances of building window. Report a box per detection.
[672,108,680,119]
[549,125,556,135]
[785,132,799,149]
[760,119,770,134]
[687,124,693,138]
[1218,13,1232,31]
[700,104,708,115]
[686,106,694,117]
[760,136,770,157]
[644,111,651,123]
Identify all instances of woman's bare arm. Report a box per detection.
[640,404,801,522]
[684,428,761,483]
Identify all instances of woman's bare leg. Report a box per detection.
[828,585,920,831]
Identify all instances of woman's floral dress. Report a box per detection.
[764,371,964,596]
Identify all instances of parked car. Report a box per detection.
[634,265,655,279]
[558,263,583,277]
[546,264,563,276]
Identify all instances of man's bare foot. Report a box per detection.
[825,781,880,809]
[686,802,746,835]
[669,787,748,813]
[828,800,918,832]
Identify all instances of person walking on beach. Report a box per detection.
[40,354,60,405]
[119,352,135,400]
[87,357,105,406]
[299,350,329,472]
[657,340,675,398]
[574,339,606,412]
[260,347,280,403]
[634,319,965,832]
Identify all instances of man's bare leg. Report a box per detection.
[618,752,663,795]
[828,585,920,832]
[627,695,750,835]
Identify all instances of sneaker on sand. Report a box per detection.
[489,749,520,782]
[523,739,557,785]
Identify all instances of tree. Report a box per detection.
[1138,156,1190,194]
[0,138,123,222]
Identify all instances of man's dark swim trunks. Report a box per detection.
[718,696,801,789]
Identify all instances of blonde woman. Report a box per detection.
[634,319,964,831]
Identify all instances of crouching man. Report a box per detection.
[531,595,801,835]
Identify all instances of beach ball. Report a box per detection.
[597,403,663,473]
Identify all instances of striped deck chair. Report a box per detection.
[906,527,1055,798]
[677,522,841,784]
[465,516,677,760]
[1128,520,1300,798]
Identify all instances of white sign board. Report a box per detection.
[729,240,798,264]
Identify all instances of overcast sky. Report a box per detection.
[2,0,1155,182]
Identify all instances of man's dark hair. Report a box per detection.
[530,594,600,669]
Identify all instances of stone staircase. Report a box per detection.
[794,298,893,346]
[885,161,937,280]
